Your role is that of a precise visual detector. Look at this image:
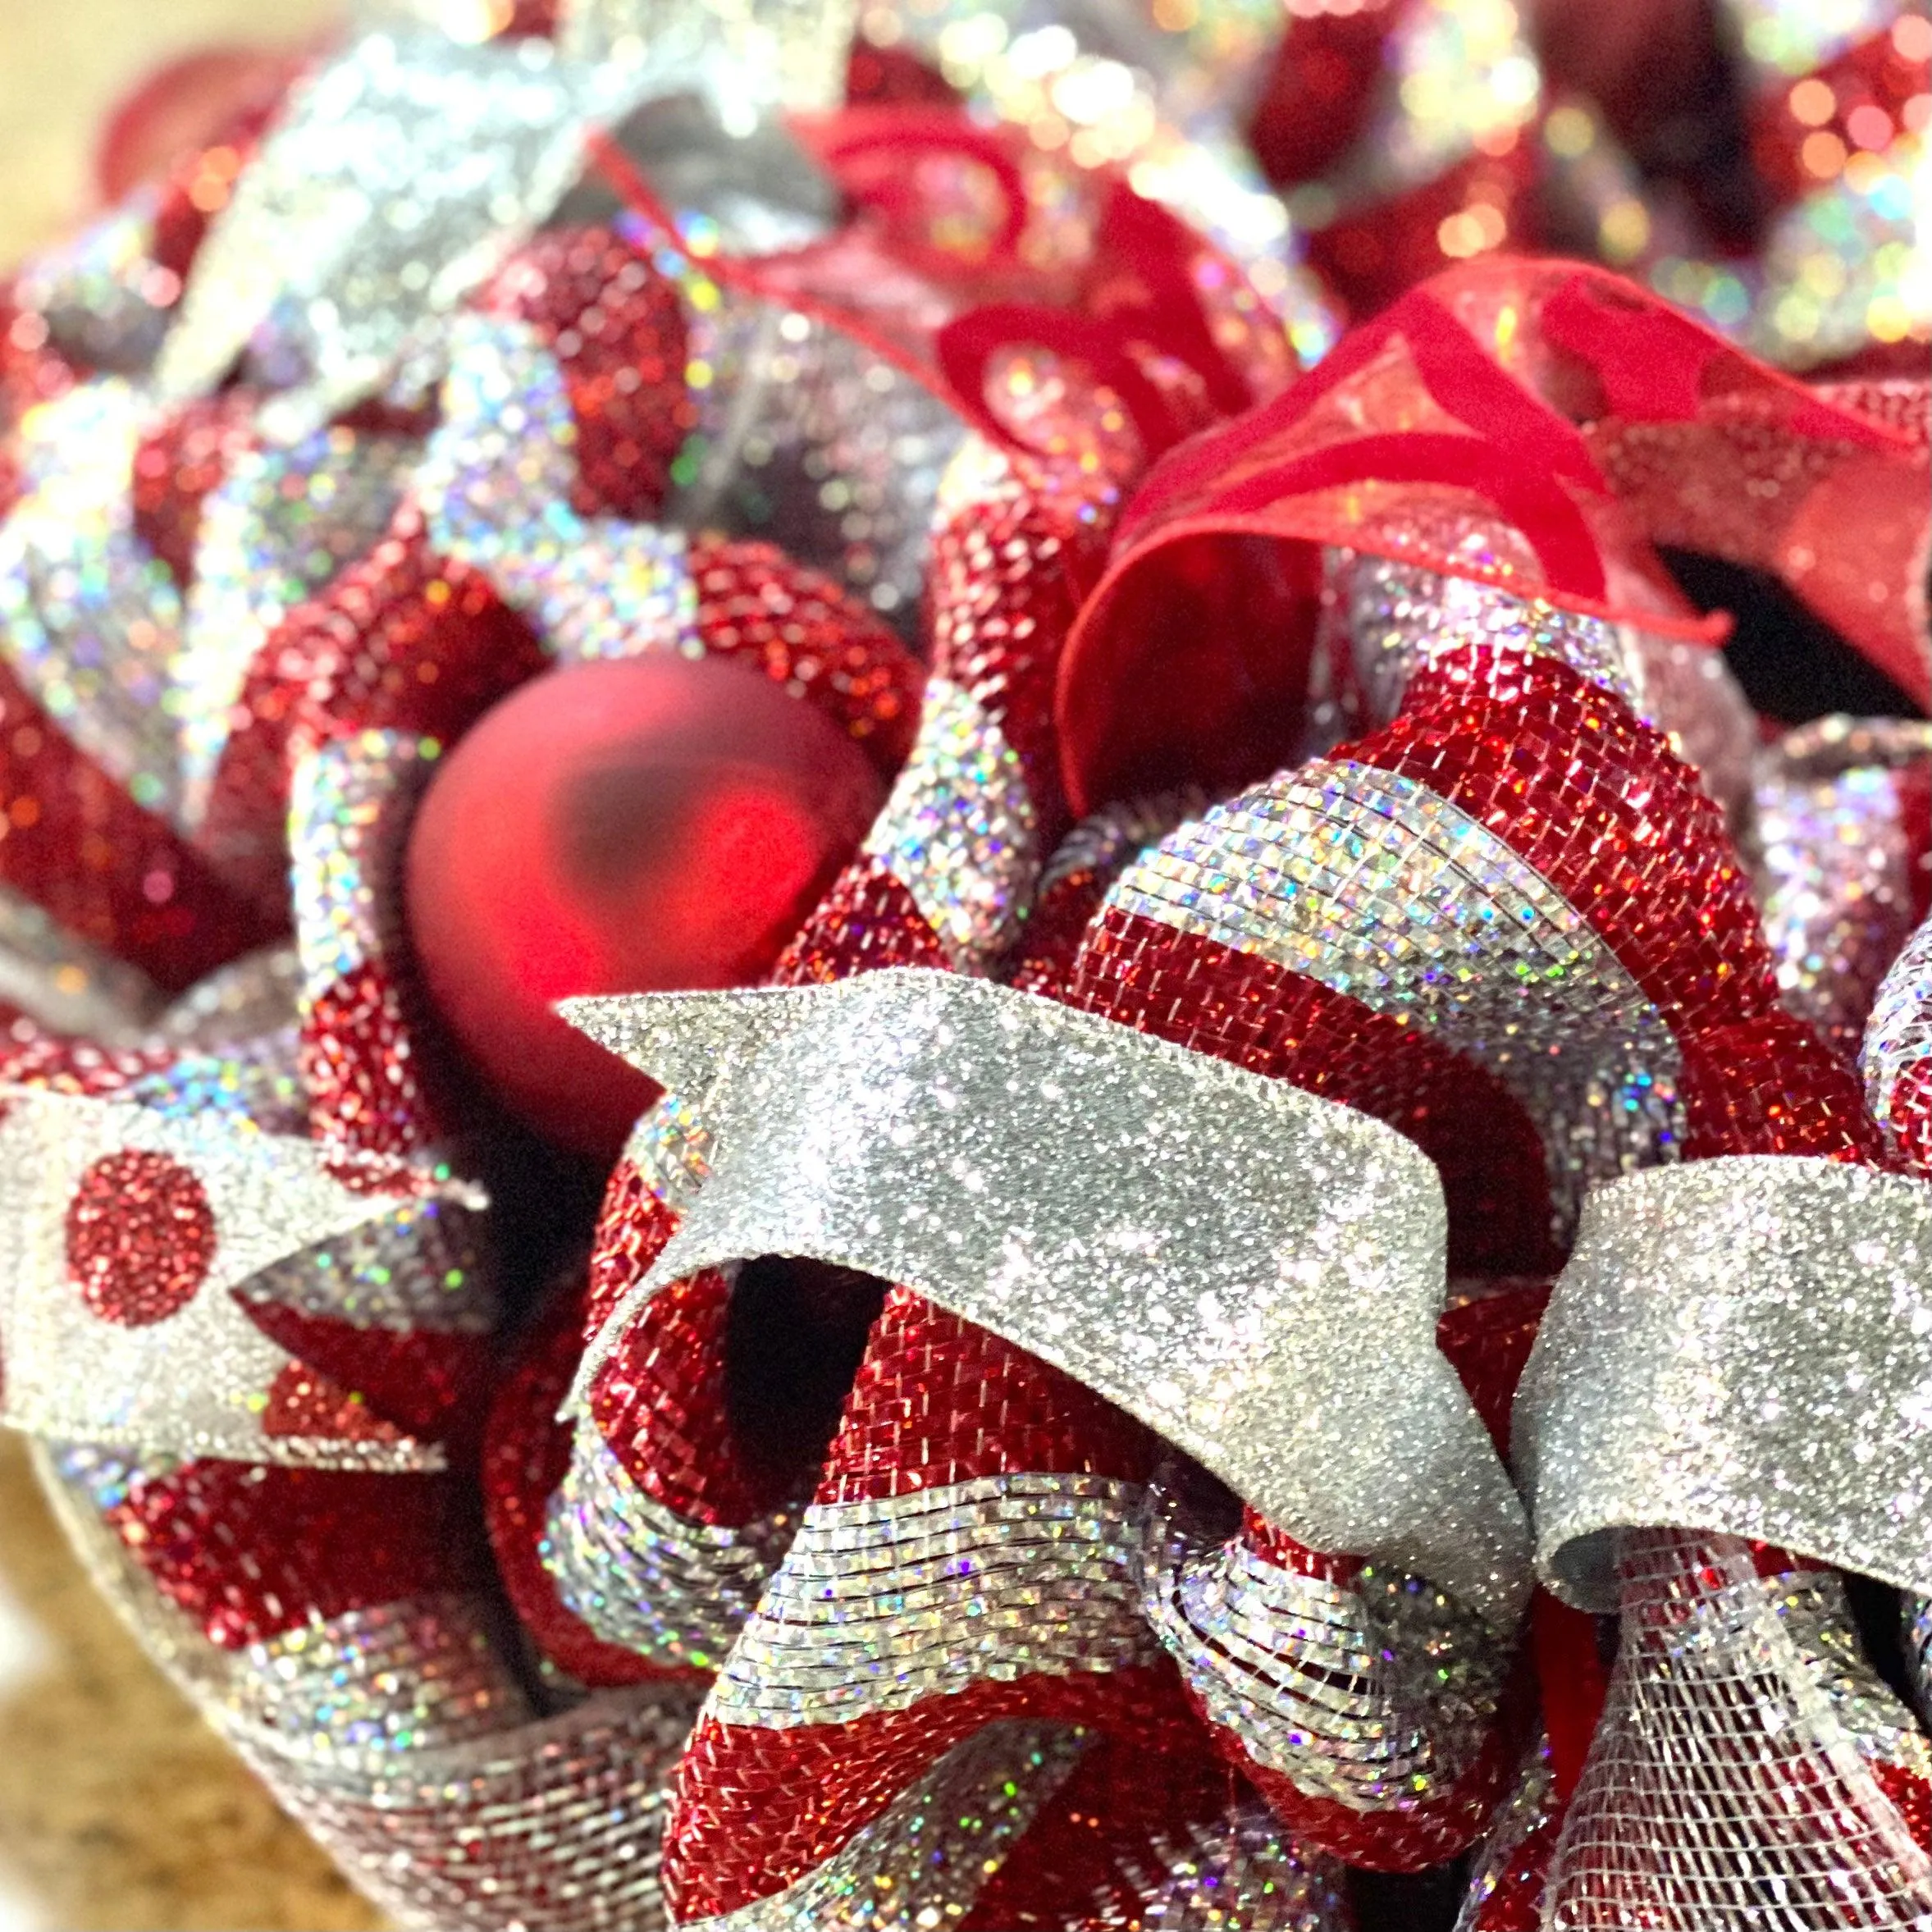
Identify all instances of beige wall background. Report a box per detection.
[0,0,337,266]
[0,13,386,1926]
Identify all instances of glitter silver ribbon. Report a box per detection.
[154,31,656,439]
[1516,1154,1932,1613]
[0,1086,482,1469]
[564,968,1533,1629]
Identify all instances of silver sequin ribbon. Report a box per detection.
[564,968,1532,1629]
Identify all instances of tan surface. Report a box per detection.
[0,19,388,1931]
[0,1438,383,1930]
[0,0,338,267]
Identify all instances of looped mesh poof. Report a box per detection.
[38,1437,699,1932]
[1142,1459,1523,1871]
[521,427,1132,1701]
[1545,1528,1932,1928]
[1142,1465,1505,1818]
[1864,909,1932,1174]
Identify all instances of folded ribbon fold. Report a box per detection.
[565,966,1533,1629]
[1517,1153,1932,1611]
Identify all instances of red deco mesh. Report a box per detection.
[473,226,692,523]
[198,223,699,908]
[483,1279,671,1688]
[662,1288,1197,1921]
[0,653,280,992]
[130,389,256,589]
[512,151,1286,1779]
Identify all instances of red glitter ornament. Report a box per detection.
[404,654,888,1155]
[65,1149,217,1327]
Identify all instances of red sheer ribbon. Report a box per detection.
[588,111,1264,464]
[1059,257,1925,815]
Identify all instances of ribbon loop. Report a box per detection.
[1517,1155,1932,1612]
[564,967,1532,1628]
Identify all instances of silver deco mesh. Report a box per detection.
[1864,907,1932,1162]
[673,291,966,635]
[1141,1468,1506,1816]
[1545,1528,1932,1928]
[678,1720,1092,1930]
[253,1688,700,1932]
[707,1473,1158,1730]
[1033,789,1213,903]
[40,1441,698,1932]
[543,1428,798,1672]
[417,315,701,664]
[1454,1741,1558,1932]
[1110,760,1684,1235]
[1754,718,1932,1051]
[1129,1797,1352,1932]
[1336,546,1756,826]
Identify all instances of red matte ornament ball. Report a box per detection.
[404,654,887,1158]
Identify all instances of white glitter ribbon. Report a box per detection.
[564,968,1533,1629]
[1516,1154,1932,1613]
[0,1087,482,1469]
